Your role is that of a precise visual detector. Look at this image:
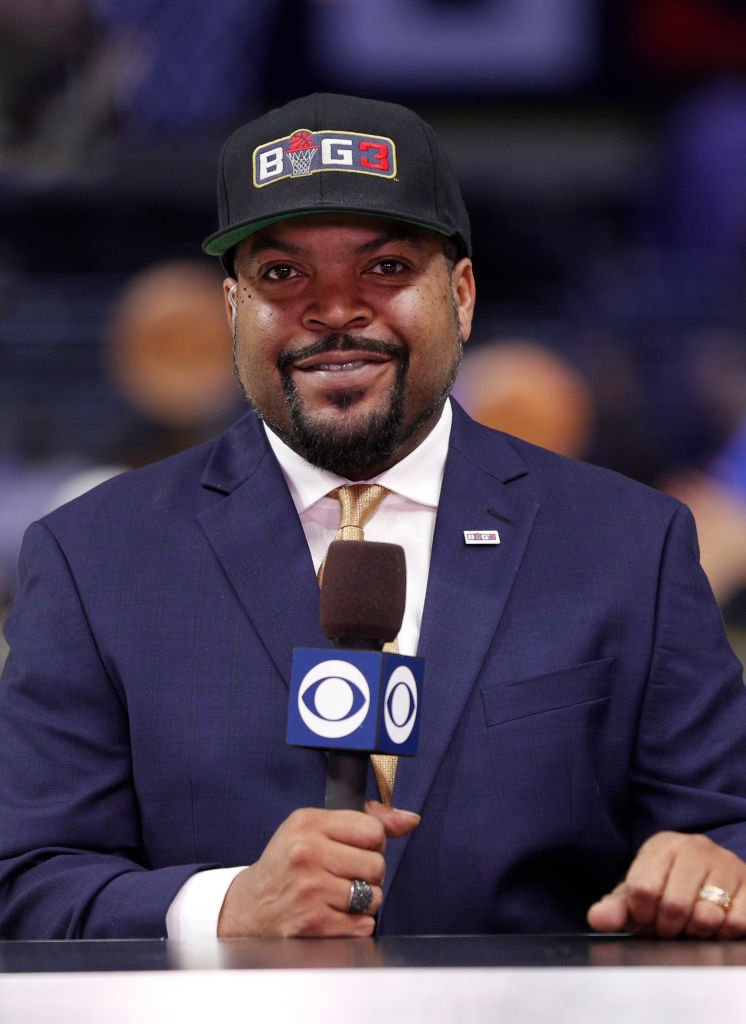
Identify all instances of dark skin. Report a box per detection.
[225,213,475,480]
[218,213,746,938]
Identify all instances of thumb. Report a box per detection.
[365,800,421,838]
[587,883,630,933]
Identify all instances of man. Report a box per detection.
[2,93,746,941]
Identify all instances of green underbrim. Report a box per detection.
[203,208,454,257]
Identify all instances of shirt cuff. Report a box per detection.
[166,866,247,940]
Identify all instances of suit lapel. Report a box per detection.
[193,409,539,892]
[196,414,329,688]
[383,405,539,889]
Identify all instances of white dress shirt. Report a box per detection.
[166,402,453,939]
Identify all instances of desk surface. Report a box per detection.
[1,936,746,1024]
[2,933,746,972]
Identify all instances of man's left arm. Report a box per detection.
[589,503,746,938]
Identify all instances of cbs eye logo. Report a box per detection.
[383,665,418,744]
[297,660,371,739]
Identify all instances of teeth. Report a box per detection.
[315,361,363,371]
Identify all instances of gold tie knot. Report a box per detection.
[331,484,390,541]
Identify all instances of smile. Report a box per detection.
[288,348,396,392]
[293,350,392,372]
[308,360,371,372]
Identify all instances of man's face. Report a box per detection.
[226,214,475,479]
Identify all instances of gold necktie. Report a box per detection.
[322,484,399,805]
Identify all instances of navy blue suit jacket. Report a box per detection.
[2,403,746,938]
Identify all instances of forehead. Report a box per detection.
[236,213,444,260]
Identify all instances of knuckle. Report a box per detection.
[720,911,746,939]
[368,853,386,885]
[686,918,718,939]
[289,908,327,937]
[363,820,386,849]
[627,881,660,906]
[657,895,690,921]
[286,839,316,871]
[687,833,716,855]
[353,915,376,937]
[639,830,676,852]
[288,807,320,830]
[293,872,324,903]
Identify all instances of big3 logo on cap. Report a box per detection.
[253,128,397,187]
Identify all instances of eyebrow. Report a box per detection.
[244,236,304,259]
[357,230,427,254]
[244,227,428,262]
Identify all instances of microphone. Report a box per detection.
[287,540,424,810]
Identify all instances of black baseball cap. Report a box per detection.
[202,93,471,271]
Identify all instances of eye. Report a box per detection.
[369,258,408,276]
[263,263,302,281]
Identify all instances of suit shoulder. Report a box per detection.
[40,440,215,528]
[453,409,683,522]
[37,410,268,540]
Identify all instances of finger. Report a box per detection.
[364,800,421,838]
[688,875,744,939]
[629,834,741,938]
[646,840,711,938]
[718,885,746,940]
[281,901,378,938]
[654,836,744,938]
[324,845,387,887]
[269,864,381,936]
[587,884,633,933]
[333,877,384,918]
[319,908,378,938]
[620,831,724,934]
[290,807,387,851]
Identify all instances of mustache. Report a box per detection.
[277,334,405,372]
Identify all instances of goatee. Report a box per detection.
[236,329,462,477]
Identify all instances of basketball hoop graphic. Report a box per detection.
[285,131,318,176]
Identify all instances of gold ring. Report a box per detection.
[697,884,732,911]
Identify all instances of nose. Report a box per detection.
[301,270,373,333]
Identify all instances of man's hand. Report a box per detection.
[587,831,746,938]
[217,801,420,938]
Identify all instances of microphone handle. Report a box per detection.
[324,638,382,811]
[325,751,369,810]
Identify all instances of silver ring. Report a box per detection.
[348,878,374,914]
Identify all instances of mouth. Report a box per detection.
[294,349,391,373]
[281,337,402,392]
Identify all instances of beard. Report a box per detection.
[235,327,463,478]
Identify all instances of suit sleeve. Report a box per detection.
[0,521,219,938]
[631,503,746,854]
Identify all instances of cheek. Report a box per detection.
[235,304,286,373]
[395,284,459,359]
[236,284,286,334]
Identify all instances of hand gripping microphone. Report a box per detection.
[287,540,424,810]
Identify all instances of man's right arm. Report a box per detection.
[0,522,419,939]
[0,521,220,938]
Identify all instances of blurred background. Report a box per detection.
[1,0,746,666]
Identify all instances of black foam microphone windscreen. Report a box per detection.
[320,540,406,645]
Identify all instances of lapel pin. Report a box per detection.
[464,530,500,545]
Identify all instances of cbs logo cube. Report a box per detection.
[287,649,423,755]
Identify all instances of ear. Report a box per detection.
[223,278,238,328]
[450,258,476,343]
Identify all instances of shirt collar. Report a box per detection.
[264,400,452,513]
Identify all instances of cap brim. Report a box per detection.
[202,208,455,257]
